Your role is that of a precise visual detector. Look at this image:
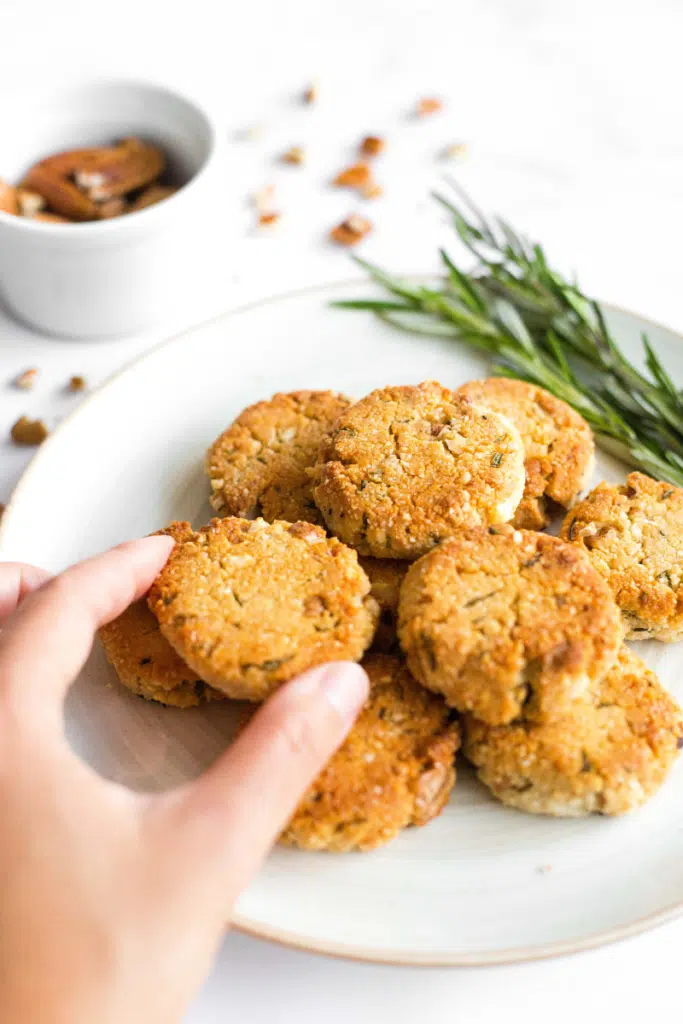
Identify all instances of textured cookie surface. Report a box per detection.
[398,526,623,725]
[561,472,683,641]
[456,377,594,530]
[281,654,460,851]
[148,517,378,700]
[99,522,224,707]
[464,647,683,816]
[206,390,352,525]
[313,381,525,559]
[359,557,407,653]
[100,600,224,707]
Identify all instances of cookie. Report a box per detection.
[561,472,683,641]
[99,522,224,707]
[456,377,595,530]
[281,654,460,851]
[359,557,407,653]
[99,599,224,708]
[313,381,526,559]
[148,517,379,701]
[398,526,623,725]
[464,646,683,816]
[206,390,352,526]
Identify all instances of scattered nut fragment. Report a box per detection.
[361,181,383,200]
[303,83,318,104]
[281,146,305,166]
[333,162,372,189]
[14,368,38,390]
[11,416,49,446]
[416,97,443,117]
[360,136,385,158]
[330,215,372,246]
[16,189,45,217]
[0,179,19,215]
[129,184,177,212]
[252,184,275,213]
[441,142,468,160]
[68,375,87,392]
[258,211,281,228]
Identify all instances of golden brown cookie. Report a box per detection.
[100,521,224,707]
[281,654,460,851]
[206,390,352,525]
[464,646,683,816]
[398,526,623,725]
[313,381,526,559]
[148,517,379,701]
[359,557,407,653]
[456,377,595,530]
[99,599,224,708]
[561,472,683,641]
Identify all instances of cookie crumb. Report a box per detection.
[330,215,372,246]
[258,211,281,228]
[360,136,385,158]
[14,368,38,390]
[333,163,371,189]
[68,375,87,392]
[416,97,443,117]
[282,146,305,166]
[10,416,49,446]
[303,82,318,104]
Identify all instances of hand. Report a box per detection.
[0,539,368,1024]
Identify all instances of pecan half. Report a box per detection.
[22,138,165,221]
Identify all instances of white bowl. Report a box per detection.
[0,79,223,338]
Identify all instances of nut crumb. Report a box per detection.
[11,416,49,446]
[361,181,383,200]
[360,136,385,158]
[441,142,468,160]
[416,97,443,117]
[68,375,86,392]
[333,162,371,189]
[330,215,372,246]
[303,82,318,104]
[252,184,275,213]
[14,368,38,390]
[258,211,281,228]
[281,146,305,166]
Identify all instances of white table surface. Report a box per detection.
[1,0,682,1018]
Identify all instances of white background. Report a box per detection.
[1,1,682,1019]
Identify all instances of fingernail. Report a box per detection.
[318,662,369,727]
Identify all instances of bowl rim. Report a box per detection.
[0,76,221,237]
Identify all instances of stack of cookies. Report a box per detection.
[100,380,683,851]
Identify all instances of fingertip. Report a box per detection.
[113,534,175,567]
[281,661,369,729]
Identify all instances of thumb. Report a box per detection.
[168,662,368,898]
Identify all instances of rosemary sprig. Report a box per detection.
[334,183,683,487]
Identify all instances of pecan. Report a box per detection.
[14,368,38,390]
[11,416,48,446]
[333,162,371,189]
[281,146,305,165]
[330,215,372,246]
[360,136,385,158]
[22,138,165,221]
[16,189,45,217]
[0,179,19,215]
[68,375,86,392]
[129,184,177,212]
[416,97,443,117]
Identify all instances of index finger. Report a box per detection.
[0,536,174,711]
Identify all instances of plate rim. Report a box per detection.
[3,278,683,967]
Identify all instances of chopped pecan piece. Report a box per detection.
[360,136,385,158]
[303,83,318,104]
[14,368,38,390]
[11,416,49,446]
[281,146,305,165]
[68,375,87,392]
[330,215,372,246]
[416,97,443,117]
[258,211,281,228]
[333,162,371,189]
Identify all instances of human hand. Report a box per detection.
[0,538,368,1024]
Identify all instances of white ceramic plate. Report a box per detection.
[2,281,683,966]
